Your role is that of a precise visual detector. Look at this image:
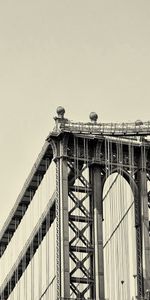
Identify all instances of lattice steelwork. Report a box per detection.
[68,159,94,299]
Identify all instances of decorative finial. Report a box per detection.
[89,112,98,123]
[56,106,65,118]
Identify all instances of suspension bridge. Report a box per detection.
[0,106,150,300]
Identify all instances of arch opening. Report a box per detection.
[102,172,137,300]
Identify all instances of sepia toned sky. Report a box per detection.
[0,0,150,228]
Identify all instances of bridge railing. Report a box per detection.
[53,117,150,136]
[61,121,150,136]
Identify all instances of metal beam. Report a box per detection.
[138,165,150,294]
[56,143,70,299]
[90,164,105,300]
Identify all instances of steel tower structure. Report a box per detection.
[0,106,150,300]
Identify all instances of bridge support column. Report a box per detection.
[90,164,105,300]
[138,168,150,296]
[55,140,70,300]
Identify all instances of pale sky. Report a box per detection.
[0,1,150,297]
[0,0,150,242]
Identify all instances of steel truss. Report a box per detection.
[68,160,94,299]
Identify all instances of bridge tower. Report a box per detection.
[47,107,150,300]
[50,107,105,300]
[0,106,150,300]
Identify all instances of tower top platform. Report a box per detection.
[50,106,150,138]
